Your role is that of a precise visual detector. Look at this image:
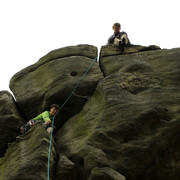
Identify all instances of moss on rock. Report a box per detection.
[55,47,180,180]
[0,123,56,180]
[0,91,24,157]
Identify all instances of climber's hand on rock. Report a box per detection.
[44,121,51,126]
[114,38,121,46]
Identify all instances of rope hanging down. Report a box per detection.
[47,56,97,180]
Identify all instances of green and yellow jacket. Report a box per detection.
[33,111,52,123]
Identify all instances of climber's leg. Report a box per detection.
[20,120,35,134]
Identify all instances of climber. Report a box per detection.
[107,22,130,52]
[20,104,60,135]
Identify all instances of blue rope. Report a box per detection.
[47,56,97,180]
[47,116,55,180]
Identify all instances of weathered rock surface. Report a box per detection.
[0,91,24,157]
[56,46,180,180]
[56,154,77,180]
[88,167,126,180]
[100,44,160,58]
[1,44,180,180]
[0,122,56,180]
[99,44,161,76]
[10,45,103,130]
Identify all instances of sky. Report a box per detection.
[0,0,180,92]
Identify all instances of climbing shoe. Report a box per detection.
[20,125,26,135]
[20,122,31,134]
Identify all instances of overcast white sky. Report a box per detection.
[0,0,180,92]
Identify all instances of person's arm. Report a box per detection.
[42,111,52,125]
[107,37,111,45]
[107,35,114,45]
[120,32,130,45]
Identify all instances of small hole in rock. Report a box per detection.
[71,72,78,76]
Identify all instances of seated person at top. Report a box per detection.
[107,22,130,52]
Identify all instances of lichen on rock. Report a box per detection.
[0,91,24,157]
[9,45,103,130]
[0,44,180,180]
[0,123,56,180]
[56,46,180,180]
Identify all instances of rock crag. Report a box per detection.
[0,122,56,180]
[0,91,24,157]
[9,45,103,129]
[0,44,180,180]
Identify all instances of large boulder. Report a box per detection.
[2,44,179,180]
[0,122,56,180]
[99,44,160,76]
[10,45,103,129]
[55,47,180,180]
[0,91,24,157]
[100,44,160,58]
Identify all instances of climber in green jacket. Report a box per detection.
[20,104,60,135]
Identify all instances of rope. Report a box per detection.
[73,93,90,100]
[47,56,97,180]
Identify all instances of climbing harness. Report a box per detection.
[47,56,97,180]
